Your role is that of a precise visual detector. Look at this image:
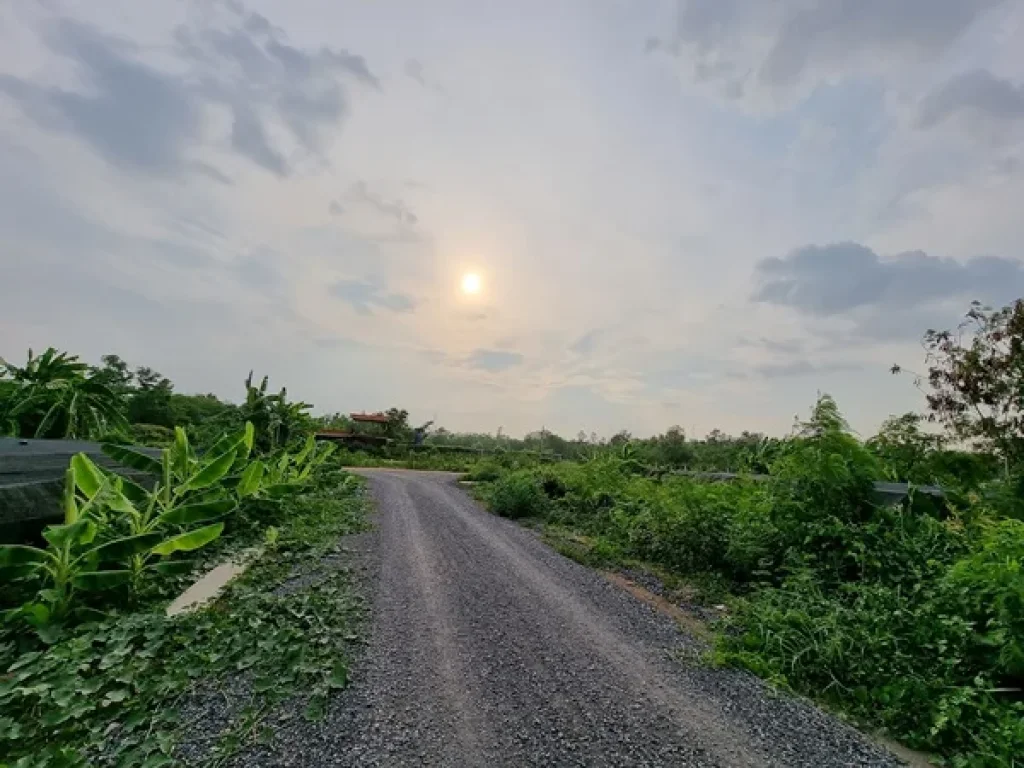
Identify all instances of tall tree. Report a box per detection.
[128,366,174,426]
[895,299,1024,465]
[90,354,134,394]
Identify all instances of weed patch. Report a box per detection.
[473,397,1024,766]
[0,475,369,767]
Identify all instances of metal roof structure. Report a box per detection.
[350,412,391,424]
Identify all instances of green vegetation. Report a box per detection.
[470,301,1024,767]
[0,349,127,439]
[476,400,1022,765]
[0,467,366,766]
[0,422,339,641]
[1,354,365,766]
[4,300,1023,766]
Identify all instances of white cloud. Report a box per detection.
[0,0,1021,438]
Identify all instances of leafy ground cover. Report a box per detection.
[0,466,368,767]
[472,396,1024,767]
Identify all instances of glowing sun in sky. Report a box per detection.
[461,272,482,295]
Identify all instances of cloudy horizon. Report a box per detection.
[2,0,1023,439]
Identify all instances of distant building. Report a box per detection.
[315,412,392,447]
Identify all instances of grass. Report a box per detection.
[471,409,1024,767]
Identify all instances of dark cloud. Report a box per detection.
[752,242,1024,316]
[655,0,1001,98]
[466,349,524,372]
[182,3,378,171]
[0,19,200,173]
[917,69,1024,130]
[230,104,288,175]
[329,279,415,315]
[0,6,377,176]
[761,0,999,88]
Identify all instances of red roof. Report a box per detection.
[350,412,390,424]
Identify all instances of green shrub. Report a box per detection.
[465,461,503,482]
[719,558,1024,766]
[489,472,547,519]
[130,423,175,447]
[944,519,1024,680]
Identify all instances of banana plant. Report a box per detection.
[70,454,230,586]
[89,424,255,580]
[0,469,162,637]
[239,434,337,499]
[101,422,254,503]
[0,347,128,439]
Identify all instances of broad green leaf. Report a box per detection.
[173,426,191,479]
[88,532,162,562]
[208,432,235,456]
[104,485,138,516]
[17,602,51,628]
[209,428,247,459]
[102,443,162,474]
[71,453,106,499]
[63,467,78,524]
[238,461,265,497]
[120,476,150,505]
[293,434,315,466]
[158,499,235,526]
[35,400,63,439]
[242,421,255,453]
[43,520,96,550]
[148,559,194,576]
[72,570,131,591]
[0,545,50,567]
[183,451,235,492]
[151,523,224,555]
[77,475,117,521]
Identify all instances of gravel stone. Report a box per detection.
[228,469,906,767]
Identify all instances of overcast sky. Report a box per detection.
[2,1,1023,438]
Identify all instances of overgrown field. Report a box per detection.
[472,397,1024,767]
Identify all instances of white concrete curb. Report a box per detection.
[166,547,263,617]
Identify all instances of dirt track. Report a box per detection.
[252,469,903,767]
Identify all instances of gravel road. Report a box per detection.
[253,469,904,767]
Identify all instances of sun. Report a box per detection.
[461,272,482,295]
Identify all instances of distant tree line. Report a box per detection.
[4,299,1022,492]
